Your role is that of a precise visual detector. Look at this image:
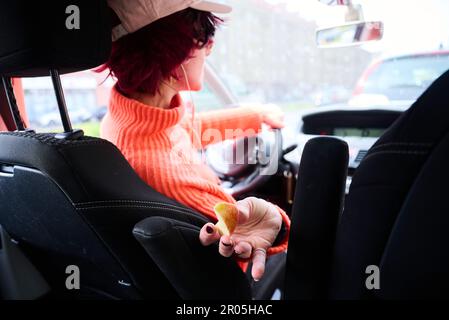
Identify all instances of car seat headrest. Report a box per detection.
[0,0,111,77]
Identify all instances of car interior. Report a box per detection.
[0,0,448,300]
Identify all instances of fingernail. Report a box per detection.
[234,250,241,255]
[206,226,214,234]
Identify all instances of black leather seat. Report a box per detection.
[329,69,449,299]
[285,69,449,299]
[0,0,251,299]
[0,131,252,299]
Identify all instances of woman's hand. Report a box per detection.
[247,103,284,129]
[260,104,284,129]
[199,197,282,281]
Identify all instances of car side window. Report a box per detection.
[22,71,112,137]
[181,82,225,113]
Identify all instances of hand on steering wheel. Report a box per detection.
[199,197,282,281]
[250,103,285,129]
[262,105,285,129]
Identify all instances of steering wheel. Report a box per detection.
[205,128,283,197]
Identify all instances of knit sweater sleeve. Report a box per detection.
[195,106,263,148]
[267,206,290,255]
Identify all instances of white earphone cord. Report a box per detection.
[180,64,205,162]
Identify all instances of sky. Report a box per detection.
[264,0,449,55]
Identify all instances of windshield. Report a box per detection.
[204,0,449,110]
[206,0,372,109]
[20,0,449,135]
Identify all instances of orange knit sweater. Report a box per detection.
[101,87,290,254]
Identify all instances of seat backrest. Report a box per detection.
[0,132,211,298]
[0,0,250,299]
[329,69,449,299]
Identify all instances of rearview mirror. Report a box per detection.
[316,21,383,48]
[318,0,352,5]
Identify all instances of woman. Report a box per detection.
[100,0,290,281]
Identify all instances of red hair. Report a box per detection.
[97,8,222,96]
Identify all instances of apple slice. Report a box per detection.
[214,202,238,236]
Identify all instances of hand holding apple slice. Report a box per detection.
[213,202,238,236]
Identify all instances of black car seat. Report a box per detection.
[0,0,251,299]
[285,68,449,299]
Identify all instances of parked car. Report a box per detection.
[349,50,449,106]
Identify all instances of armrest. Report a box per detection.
[133,217,251,300]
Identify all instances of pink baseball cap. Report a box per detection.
[108,0,232,41]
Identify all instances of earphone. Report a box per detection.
[161,64,204,159]
[180,64,206,161]
[180,64,191,92]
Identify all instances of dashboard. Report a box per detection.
[301,109,402,138]
[284,106,408,193]
[332,127,385,138]
[283,106,408,192]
